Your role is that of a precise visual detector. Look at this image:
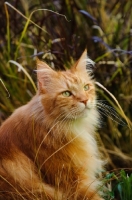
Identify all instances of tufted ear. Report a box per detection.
[71,49,95,73]
[36,59,57,92]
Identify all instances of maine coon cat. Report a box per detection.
[0,50,104,200]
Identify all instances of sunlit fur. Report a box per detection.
[0,50,104,200]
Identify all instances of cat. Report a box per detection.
[0,50,104,200]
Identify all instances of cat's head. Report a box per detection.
[36,50,97,121]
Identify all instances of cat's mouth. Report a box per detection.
[61,102,95,120]
[71,101,96,118]
[69,107,89,119]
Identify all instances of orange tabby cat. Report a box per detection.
[0,50,104,200]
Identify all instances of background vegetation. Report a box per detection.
[0,0,132,199]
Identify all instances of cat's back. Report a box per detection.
[0,94,46,159]
[0,103,29,134]
[0,94,40,133]
[0,105,26,156]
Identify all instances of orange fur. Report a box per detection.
[0,50,104,200]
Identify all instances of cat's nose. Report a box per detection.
[80,100,87,106]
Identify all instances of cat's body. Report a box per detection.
[0,51,104,200]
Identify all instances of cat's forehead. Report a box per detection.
[62,71,80,83]
[60,70,91,83]
[57,70,92,91]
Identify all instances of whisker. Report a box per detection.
[54,108,78,140]
[97,102,125,120]
[88,100,126,126]
[97,105,126,126]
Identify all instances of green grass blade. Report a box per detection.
[4,3,10,60]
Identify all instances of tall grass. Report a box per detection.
[0,0,132,199]
[104,169,132,200]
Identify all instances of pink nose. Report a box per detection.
[80,100,87,106]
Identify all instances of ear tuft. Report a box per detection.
[72,49,95,73]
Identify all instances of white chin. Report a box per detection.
[77,109,88,118]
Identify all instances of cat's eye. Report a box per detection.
[62,91,72,97]
[84,84,90,91]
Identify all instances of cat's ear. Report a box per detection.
[36,59,56,92]
[71,49,94,73]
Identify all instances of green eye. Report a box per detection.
[84,84,89,91]
[62,91,72,97]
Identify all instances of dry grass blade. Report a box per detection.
[9,60,37,92]
[0,175,25,200]
[0,78,10,98]
[40,132,83,170]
